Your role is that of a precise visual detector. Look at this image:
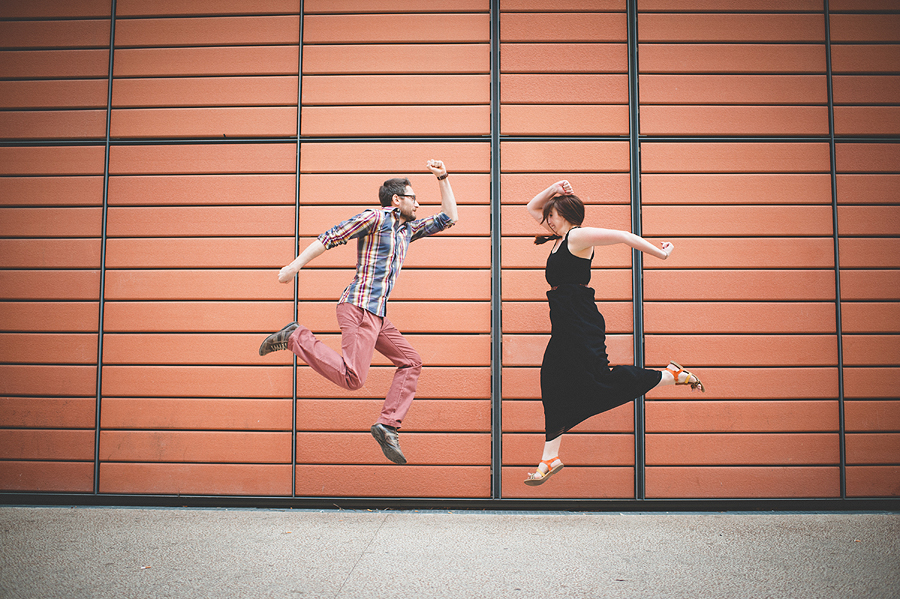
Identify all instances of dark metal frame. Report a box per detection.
[3,0,900,512]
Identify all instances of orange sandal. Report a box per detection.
[524,457,564,486]
[668,361,706,392]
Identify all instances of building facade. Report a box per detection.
[1,0,898,506]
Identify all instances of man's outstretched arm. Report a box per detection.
[278,239,326,283]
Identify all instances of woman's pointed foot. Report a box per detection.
[524,457,564,486]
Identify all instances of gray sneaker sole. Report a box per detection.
[370,425,407,465]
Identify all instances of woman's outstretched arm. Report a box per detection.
[568,227,674,260]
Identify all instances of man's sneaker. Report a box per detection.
[258,322,298,356]
[370,423,407,465]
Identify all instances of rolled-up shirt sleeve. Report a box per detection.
[410,211,453,242]
[317,209,380,250]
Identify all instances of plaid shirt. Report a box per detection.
[317,207,454,317]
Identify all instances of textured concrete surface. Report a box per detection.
[1,507,898,599]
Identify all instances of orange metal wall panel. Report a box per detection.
[297,399,490,433]
[100,431,291,463]
[115,16,300,47]
[301,106,489,137]
[302,74,489,105]
[0,239,101,269]
[101,398,292,431]
[640,44,825,74]
[0,1,111,18]
[0,398,96,429]
[845,401,900,431]
[0,462,94,493]
[640,13,824,42]
[645,303,836,334]
[303,44,488,75]
[501,74,628,105]
[0,430,95,461]
[0,49,109,79]
[0,79,109,109]
[304,14,488,43]
[296,432,489,465]
[846,466,900,498]
[113,77,298,108]
[0,176,104,206]
[111,107,297,139]
[0,365,96,397]
[647,466,840,499]
[0,271,102,301]
[0,146,106,176]
[0,19,110,48]
[640,106,828,136]
[647,433,840,465]
[0,333,97,364]
[108,174,296,206]
[642,142,831,173]
[116,0,301,17]
[99,463,293,495]
[0,110,109,140]
[501,44,627,74]
[640,74,827,105]
[843,335,900,366]
[292,465,489,498]
[646,401,839,433]
[644,174,833,205]
[833,75,900,104]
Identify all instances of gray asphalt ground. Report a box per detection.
[1,506,898,599]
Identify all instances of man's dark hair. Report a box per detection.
[379,177,411,207]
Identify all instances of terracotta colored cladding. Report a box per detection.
[0,19,110,48]
[0,80,109,109]
[304,14,489,43]
[0,0,110,18]
[114,16,301,47]
[639,14,825,42]
[2,3,898,502]
[115,0,300,17]
[501,12,626,42]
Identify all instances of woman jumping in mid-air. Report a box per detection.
[524,180,705,486]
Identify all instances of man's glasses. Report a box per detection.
[397,194,416,201]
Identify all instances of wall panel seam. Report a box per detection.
[93,0,116,496]
[825,0,847,500]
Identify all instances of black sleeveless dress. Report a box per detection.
[540,230,662,441]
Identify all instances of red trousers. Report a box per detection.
[288,302,422,429]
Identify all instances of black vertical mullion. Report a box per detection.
[292,1,305,498]
[490,0,503,499]
[94,0,117,496]
[626,0,646,501]
[823,0,847,500]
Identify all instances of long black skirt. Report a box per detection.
[540,284,662,441]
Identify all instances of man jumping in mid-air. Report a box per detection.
[259,159,458,465]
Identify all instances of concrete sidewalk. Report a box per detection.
[1,506,898,599]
